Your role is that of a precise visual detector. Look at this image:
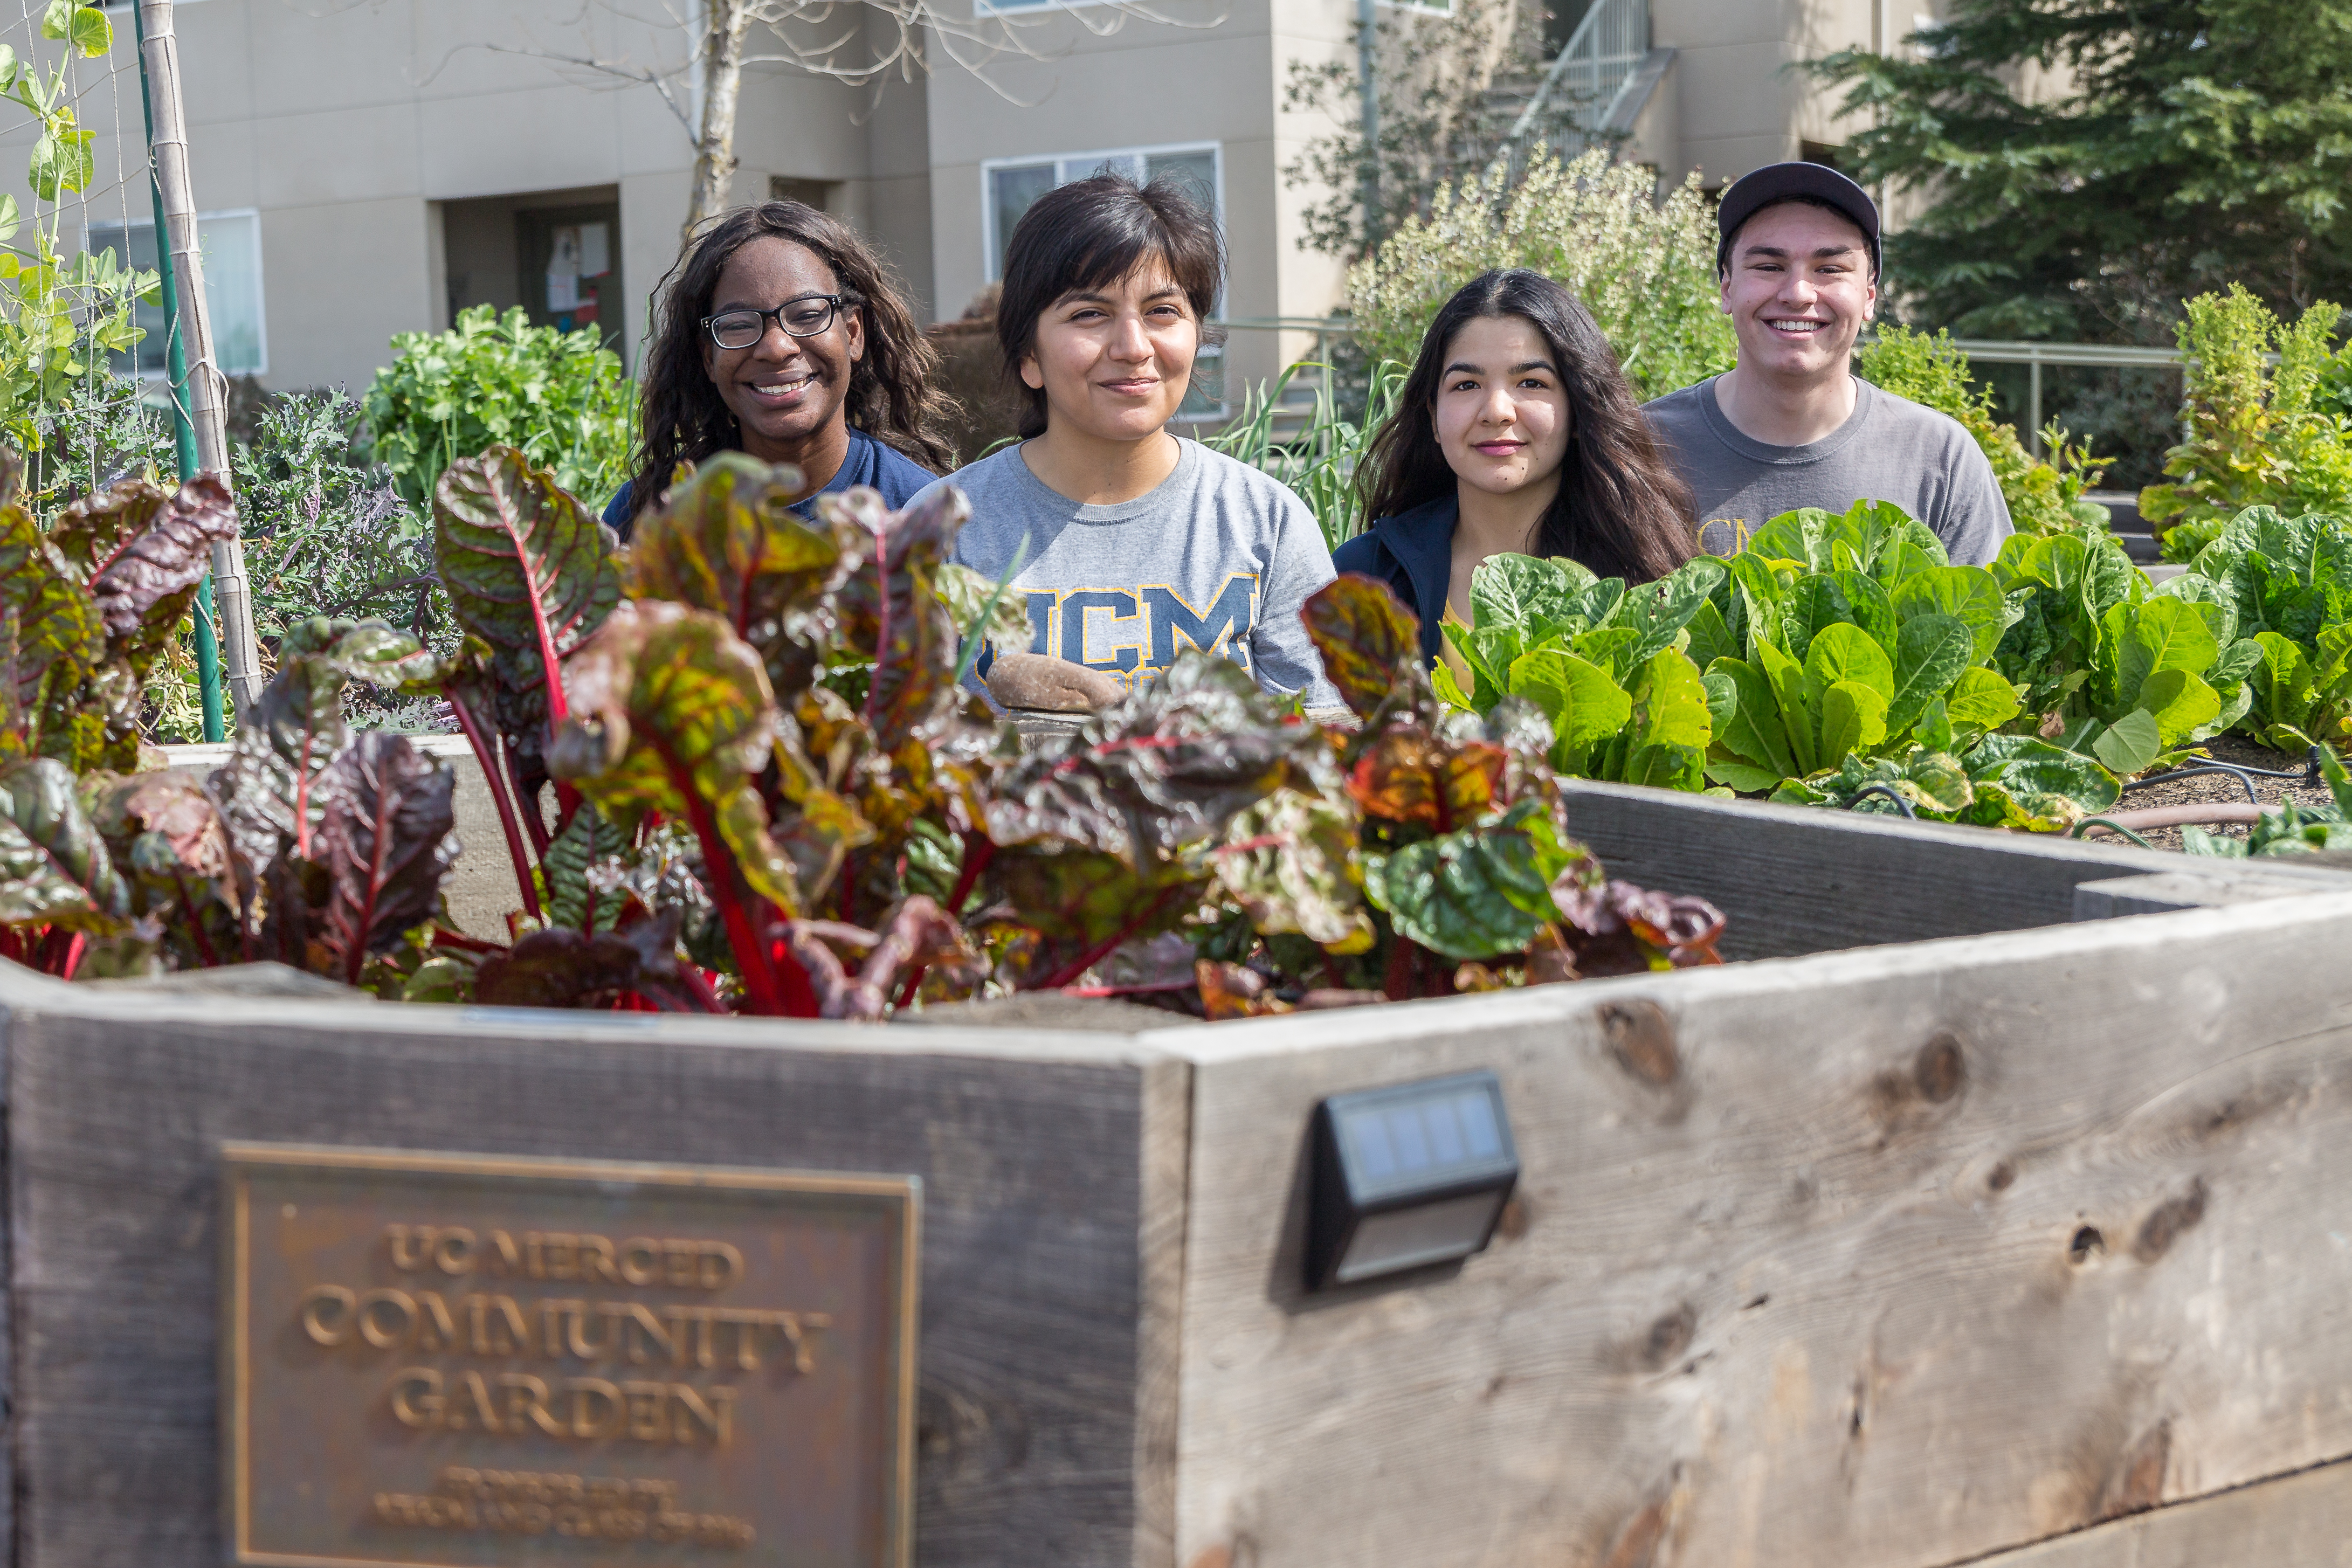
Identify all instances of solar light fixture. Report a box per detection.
[1306,1068,1519,1291]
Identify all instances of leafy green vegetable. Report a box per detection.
[366,305,635,508]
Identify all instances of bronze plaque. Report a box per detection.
[222,1144,918,1568]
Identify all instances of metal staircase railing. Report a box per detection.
[1508,0,1650,148]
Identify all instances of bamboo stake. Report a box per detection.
[136,0,260,713]
[130,0,220,741]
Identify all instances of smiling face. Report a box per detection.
[1719,201,1876,384]
[1432,314,1572,504]
[1019,259,1198,445]
[700,236,865,464]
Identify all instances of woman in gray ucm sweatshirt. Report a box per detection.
[926,173,1342,709]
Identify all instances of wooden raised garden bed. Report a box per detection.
[6,789,2352,1567]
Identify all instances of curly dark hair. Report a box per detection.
[1361,268,1695,584]
[621,201,954,527]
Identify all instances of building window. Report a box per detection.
[84,209,266,377]
[982,143,1222,418]
[983,144,1218,282]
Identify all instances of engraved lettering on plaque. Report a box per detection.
[222,1145,918,1567]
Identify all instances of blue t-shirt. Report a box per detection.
[601,429,937,539]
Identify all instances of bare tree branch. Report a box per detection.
[437,0,1230,240]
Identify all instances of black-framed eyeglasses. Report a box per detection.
[702,293,847,350]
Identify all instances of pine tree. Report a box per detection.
[1811,0,2352,341]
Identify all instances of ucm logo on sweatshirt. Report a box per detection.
[1006,573,1260,688]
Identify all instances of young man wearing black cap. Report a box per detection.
[1642,163,2011,565]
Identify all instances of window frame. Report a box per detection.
[82,204,268,379]
[980,140,1223,285]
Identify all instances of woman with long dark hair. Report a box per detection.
[604,201,954,537]
[1334,268,1696,661]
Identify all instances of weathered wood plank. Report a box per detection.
[0,985,1187,1568]
[1553,779,2352,957]
[1162,890,2352,1568]
[1960,1458,2352,1566]
[2070,868,2335,919]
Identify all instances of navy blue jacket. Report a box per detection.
[1331,495,1458,666]
[602,429,937,540]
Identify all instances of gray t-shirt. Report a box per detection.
[1643,375,2012,565]
[930,438,1342,707]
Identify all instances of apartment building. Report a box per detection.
[13,0,1930,405]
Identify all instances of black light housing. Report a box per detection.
[1306,1069,1520,1291]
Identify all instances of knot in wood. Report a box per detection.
[1600,1000,1678,1088]
[1914,1032,1966,1103]
[2133,1178,2208,1263]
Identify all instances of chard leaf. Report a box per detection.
[0,503,102,767]
[434,444,621,761]
[624,452,858,694]
[1303,574,1422,718]
[1363,799,1564,959]
[822,482,969,752]
[1887,612,1974,735]
[547,599,807,916]
[990,846,1195,950]
[1209,785,1366,948]
[211,619,426,869]
[312,733,460,986]
[0,756,126,931]
[541,798,630,933]
[88,769,237,910]
[1345,728,1505,830]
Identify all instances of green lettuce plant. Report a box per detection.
[1430,552,1715,792]
[1989,527,2263,778]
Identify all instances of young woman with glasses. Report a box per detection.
[606,201,955,538]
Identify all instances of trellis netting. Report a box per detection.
[0,0,227,737]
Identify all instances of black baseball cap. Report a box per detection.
[1715,162,1881,279]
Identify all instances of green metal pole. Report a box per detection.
[132,0,222,741]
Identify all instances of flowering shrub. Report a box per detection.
[1854,326,2112,538]
[1344,148,1734,400]
[2140,286,2352,550]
